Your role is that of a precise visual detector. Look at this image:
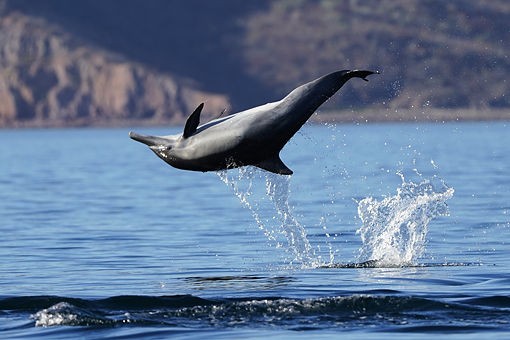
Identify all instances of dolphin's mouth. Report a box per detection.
[129,131,170,147]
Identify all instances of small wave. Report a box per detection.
[1,293,509,331]
[32,302,112,327]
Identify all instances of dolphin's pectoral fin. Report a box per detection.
[256,155,293,175]
[183,103,204,138]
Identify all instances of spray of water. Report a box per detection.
[356,172,454,266]
[218,165,454,269]
[217,168,317,267]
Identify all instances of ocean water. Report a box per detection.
[1,121,509,339]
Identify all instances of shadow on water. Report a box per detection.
[183,275,296,291]
[321,260,485,269]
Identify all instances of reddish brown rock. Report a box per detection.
[0,11,230,127]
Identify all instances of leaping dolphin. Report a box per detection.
[129,69,377,175]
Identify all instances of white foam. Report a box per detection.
[32,302,79,327]
[356,172,454,266]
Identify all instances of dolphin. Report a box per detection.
[129,69,377,175]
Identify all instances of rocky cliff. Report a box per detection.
[0,0,509,128]
[0,10,229,127]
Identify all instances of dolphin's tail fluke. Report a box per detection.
[347,70,379,82]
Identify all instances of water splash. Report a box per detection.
[356,172,454,266]
[217,168,316,267]
[218,166,454,269]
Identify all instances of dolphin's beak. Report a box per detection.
[129,131,169,147]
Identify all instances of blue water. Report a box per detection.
[1,122,509,338]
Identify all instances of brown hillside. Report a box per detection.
[0,10,229,127]
[242,0,509,110]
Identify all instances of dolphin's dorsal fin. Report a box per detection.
[183,103,204,138]
[256,155,293,175]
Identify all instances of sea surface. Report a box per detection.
[1,121,509,339]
